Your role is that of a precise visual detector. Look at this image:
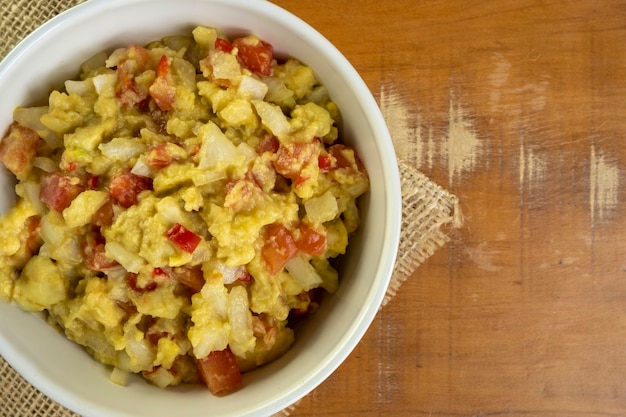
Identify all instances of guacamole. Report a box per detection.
[0,26,369,396]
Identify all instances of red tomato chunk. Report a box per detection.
[166,223,201,253]
[40,172,85,212]
[0,123,40,178]
[196,347,243,396]
[214,38,234,54]
[232,36,274,76]
[262,224,299,275]
[82,235,119,272]
[109,171,153,208]
[149,55,176,111]
[296,224,327,256]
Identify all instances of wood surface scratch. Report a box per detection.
[447,97,482,186]
[590,144,620,225]
[520,141,547,196]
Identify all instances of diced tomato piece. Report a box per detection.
[149,76,175,111]
[151,267,172,283]
[65,161,78,172]
[145,143,182,168]
[247,160,276,193]
[115,44,152,108]
[256,135,280,155]
[296,223,327,256]
[0,124,38,174]
[232,36,274,76]
[152,267,167,276]
[291,291,312,316]
[236,270,254,284]
[0,123,40,178]
[274,142,316,180]
[170,265,205,293]
[116,75,149,108]
[251,313,280,347]
[155,54,169,77]
[262,223,299,275]
[327,144,366,172]
[291,288,322,316]
[275,141,319,189]
[87,175,100,189]
[91,197,114,227]
[215,38,234,54]
[149,55,176,111]
[166,223,201,253]
[40,172,85,212]
[82,235,119,272]
[224,179,264,212]
[146,144,172,168]
[318,154,332,173]
[326,144,350,169]
[126,44,152,69]
[145,318,176,346]
[127,272,158,293]
[109,171,153,208]
[196,347,243,396]
[293,175,309,189]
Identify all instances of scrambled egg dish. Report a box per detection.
[0,26,369,395]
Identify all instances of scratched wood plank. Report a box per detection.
[270,0,626,416]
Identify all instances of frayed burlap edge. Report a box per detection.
[380,159,462,308]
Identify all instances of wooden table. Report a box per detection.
[269,1,626,416]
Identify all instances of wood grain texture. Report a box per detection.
[269,1,626,416]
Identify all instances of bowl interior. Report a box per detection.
[0,0,401,416]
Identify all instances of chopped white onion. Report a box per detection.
[130,156,154,178]
[227,286,255,356]
[252,100,291,139]
[21,182,44,213]
[155,196,187,225]
[109,367,130,386]
[39,215,65,248]
[105,242,145,273]
[92,73,117,95]
[124,336,154,370]
[191,168,227,186]
[105,48,127,68]
[304,190,339,224]
[32,156,59,173]
[217,263,243,285]
[147,367,176,389]
[99,137,147,161]
[197,121,245,170]
[238,75,268,100]
[284,254,323,291]
[263,76,295,106]
[65,79,93,96]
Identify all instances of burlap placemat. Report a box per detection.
[0,1,461,415]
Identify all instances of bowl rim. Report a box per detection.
[0,0,403,415]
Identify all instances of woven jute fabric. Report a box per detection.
[0,0,86,57]
[0,0,461,416]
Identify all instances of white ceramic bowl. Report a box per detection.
[0,0,402,416]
